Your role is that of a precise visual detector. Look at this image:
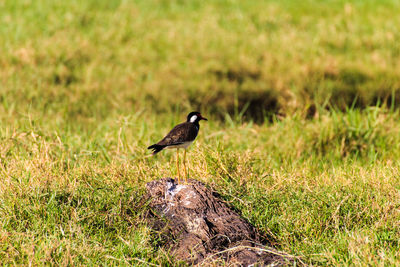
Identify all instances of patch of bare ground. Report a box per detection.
[144,178,301,266]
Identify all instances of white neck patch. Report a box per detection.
[190,115,198,123]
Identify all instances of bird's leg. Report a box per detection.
[183,149,187,184]
[176,148,180,184]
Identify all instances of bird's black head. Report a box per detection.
[187,111,207,123]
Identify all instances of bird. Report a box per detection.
[148,111,208,184]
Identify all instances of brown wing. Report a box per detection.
[156,122,198,146]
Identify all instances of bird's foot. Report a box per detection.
[174,178,192,185]
[182,177,194,185]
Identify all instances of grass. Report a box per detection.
[1,0,400,265]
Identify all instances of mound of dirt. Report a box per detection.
[145,178,298,266]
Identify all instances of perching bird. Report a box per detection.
[148,111,207,184]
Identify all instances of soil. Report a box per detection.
[144,178,299,266]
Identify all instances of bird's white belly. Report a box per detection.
[167,141,193,149]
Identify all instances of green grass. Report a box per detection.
[1,0,400,265]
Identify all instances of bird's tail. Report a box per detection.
[147,144,166,155]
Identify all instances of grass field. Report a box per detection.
[1,0,400,265]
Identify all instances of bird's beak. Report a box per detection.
[200,114,208,121]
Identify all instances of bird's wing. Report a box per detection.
[156,122,198,146]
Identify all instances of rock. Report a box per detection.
[145,178,298,266]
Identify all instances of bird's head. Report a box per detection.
[187,111,208,123]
